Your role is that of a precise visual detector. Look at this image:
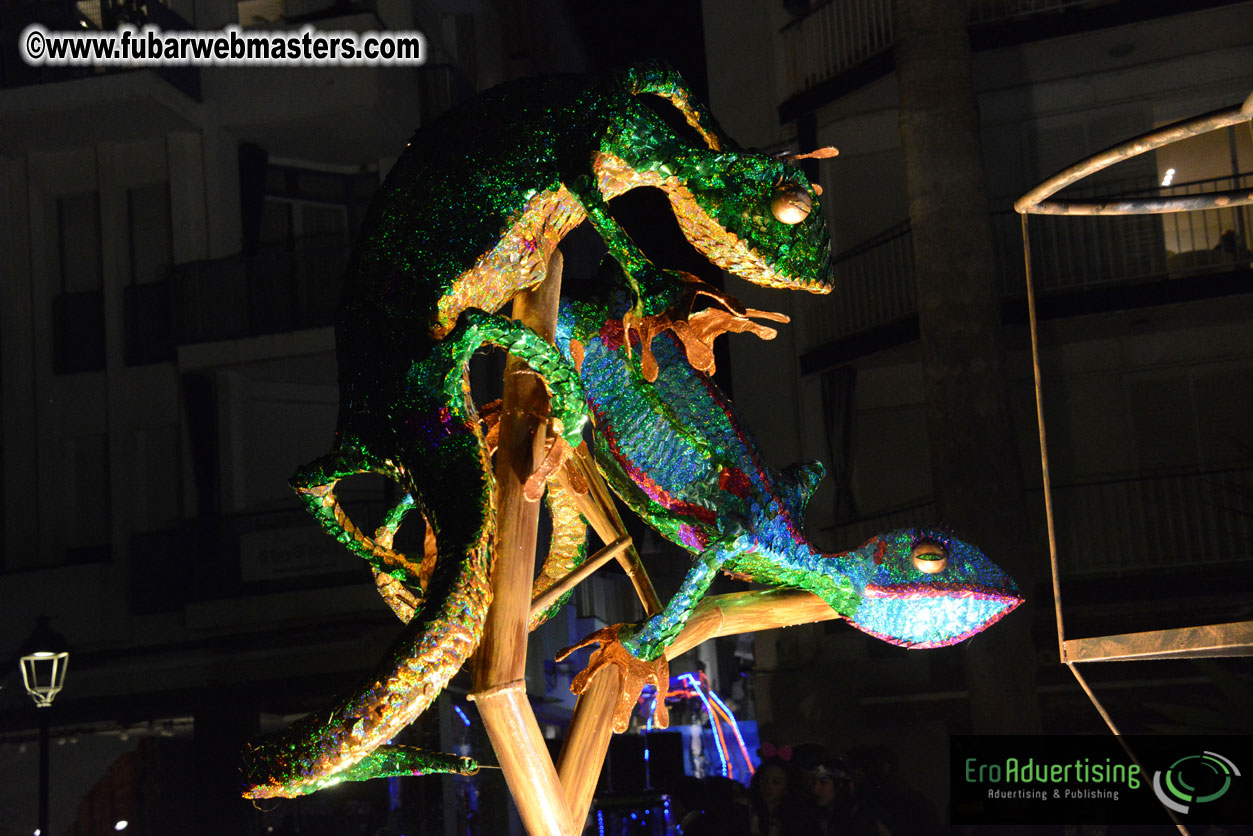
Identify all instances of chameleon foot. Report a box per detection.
[556,624,669,732]
[624,278,789,381]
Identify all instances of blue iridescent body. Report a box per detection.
[557,278,1023,660]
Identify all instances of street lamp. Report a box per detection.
[19,616,70,836]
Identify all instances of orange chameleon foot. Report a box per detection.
[623,277,789,382]
[556,624,669,732]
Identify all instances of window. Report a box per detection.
[259,198,350,249]
[1156,126,1253,263]
[52,191,106,373]
[261,163,378,247]
[62,433,111,562]
[125,183,175,364]
[128,182,173,286]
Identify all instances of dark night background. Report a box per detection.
[0,0,1250,834]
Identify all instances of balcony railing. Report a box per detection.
[130,492,392,611]
[170,243,348,345]
[782,0,1124,100]
[997,172,1252,293]
[781,0,895,97]
[823,466,1253,576]
[803,172,1252,351]
[1047,467,1253,575]
[0,0,200,99]
[800,221,914,350]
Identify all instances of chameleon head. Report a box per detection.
[661,151,835,295]
[845,528,1023,648]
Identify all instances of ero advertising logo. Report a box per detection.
[1152,751,1241,815]
[951,735,1249,826]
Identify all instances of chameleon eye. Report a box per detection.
[911,541,947,574]
[771,184,812,224]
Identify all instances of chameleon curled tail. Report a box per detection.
[241,311,586,799]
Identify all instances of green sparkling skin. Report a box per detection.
[533,491,590,627]
[245,59,835,797]
[335,59,831,360]
[244,314,585,798]
[265,747,480,797]
[294,312,585,581]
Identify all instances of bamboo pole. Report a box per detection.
[1015,98,1253,216]
[663,588,842,660]
[471,252,577,836]
[556,665,622,826]
[552,587,842,826]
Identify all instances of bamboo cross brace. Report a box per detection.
[529,535,634,620]
[662,588,844,659]
[554,445,663,616]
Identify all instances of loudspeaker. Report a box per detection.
[602,732,686,794]
[643,731,685,793]
[604,734,645,793]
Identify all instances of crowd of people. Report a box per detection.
[668,743,943,836]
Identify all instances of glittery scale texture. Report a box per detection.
[529,479,591,632]
[245,57,839,798]
[243,314,586,799]
[555,274,1023,663]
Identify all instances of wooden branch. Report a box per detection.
[557,665,621,826]
[663,588,842,660]
[529,535,633,622]
[473,682,576,836]
[472,252,576,836]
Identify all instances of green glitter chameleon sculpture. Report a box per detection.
[240,60,1019,799]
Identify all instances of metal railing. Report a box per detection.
[824,466,1253,575]
[783,0,1115,99]
[1046,466,1253,575]
[781,0,894,97]
[1158,174,1253,270]
[966,0,1099,23]
[170,243,348,345]
[990,209,1170,294]
[803,172,1252,350]
[800,221,914,351]
[997,171,1253,294]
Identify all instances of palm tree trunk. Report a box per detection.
[894,0,1042,734]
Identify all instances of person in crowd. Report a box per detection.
[748,748,794,836]
[670,776,708,835]
[788,742,829,807]
[847,745,941,836]
[785,753,886,836]
[688,776,752,836]
[1214,229,1251,261]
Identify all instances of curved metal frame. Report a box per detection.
[1015,90,1253,836]
[1016,91,1253,216]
